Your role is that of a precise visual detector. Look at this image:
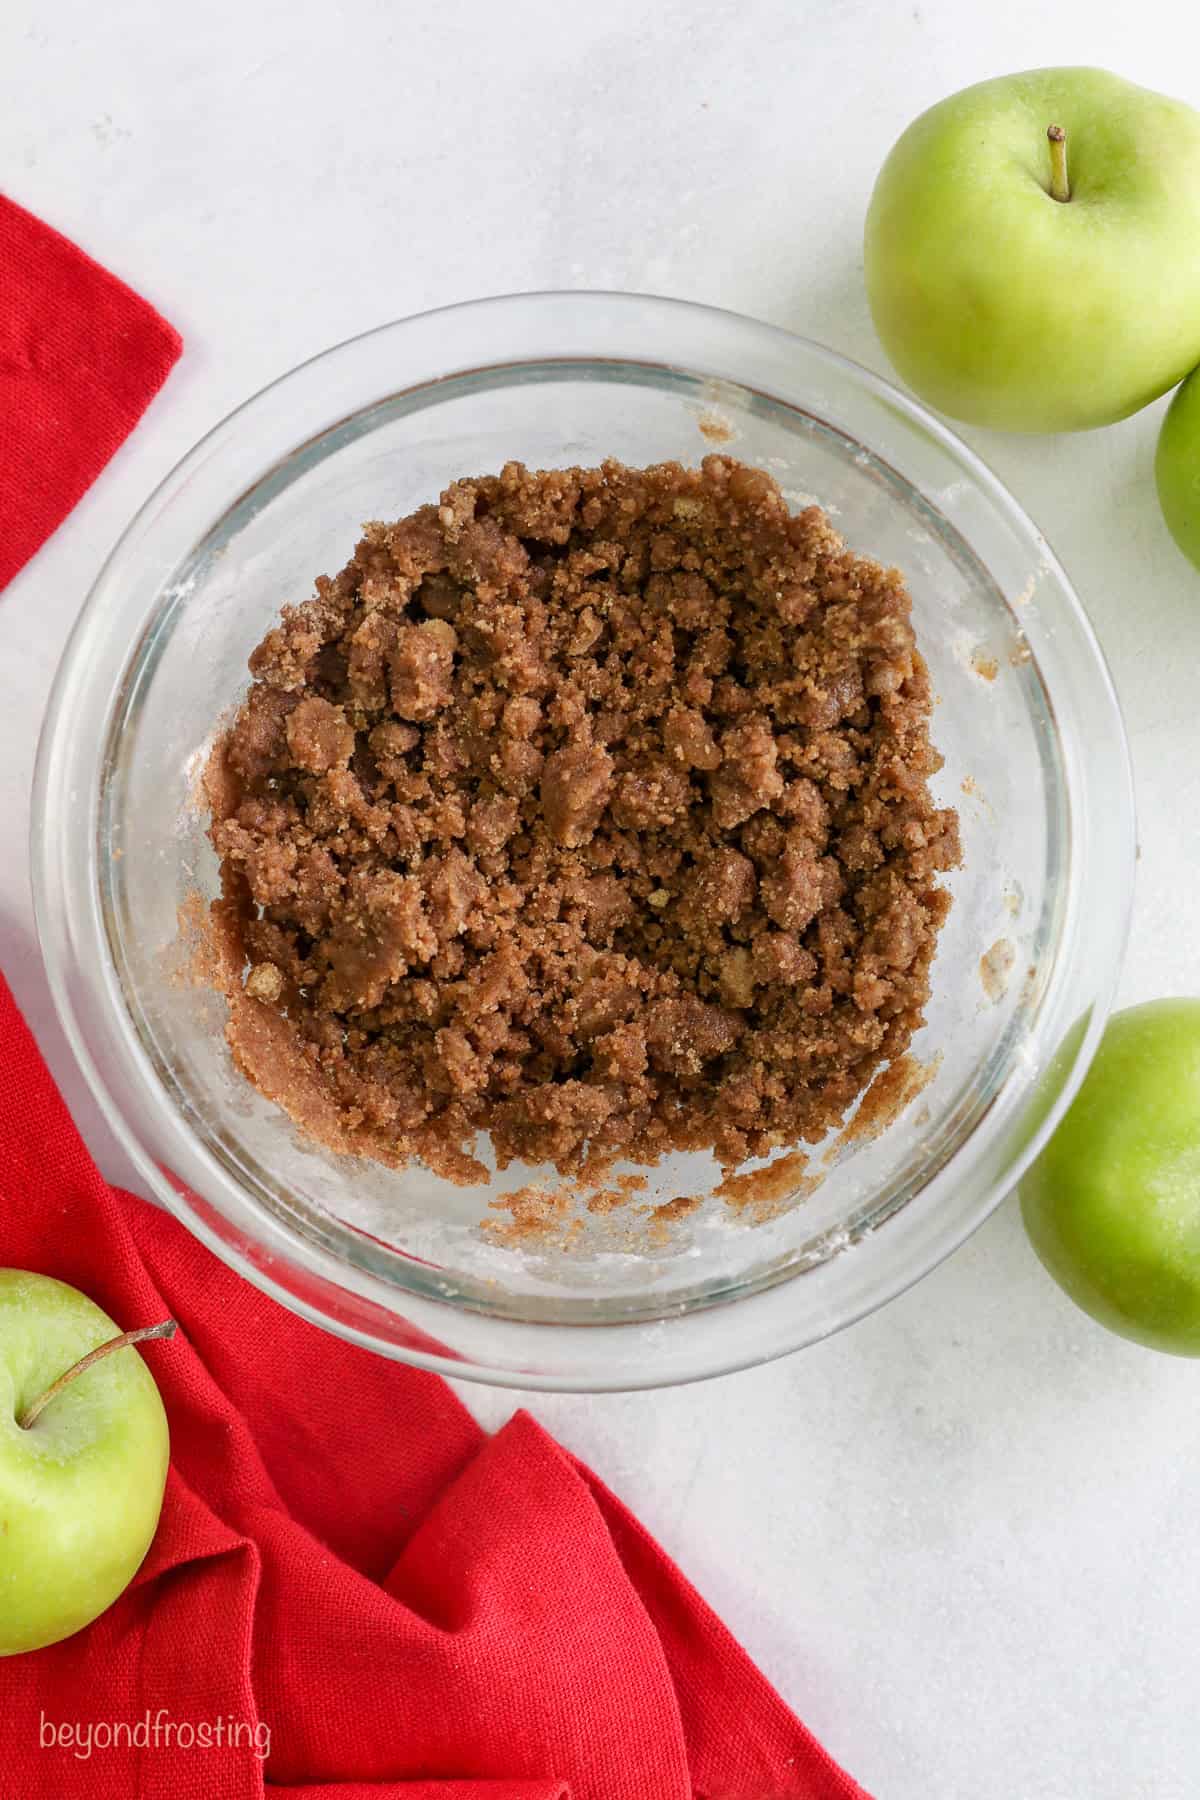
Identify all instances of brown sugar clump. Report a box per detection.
[203,457,960,1187]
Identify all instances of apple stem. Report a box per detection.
[17,1320,178,1431]
[1047,124,1070,202]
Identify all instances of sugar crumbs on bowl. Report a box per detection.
[199,455,961,1228]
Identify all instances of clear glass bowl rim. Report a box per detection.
[31,290,1136,1391]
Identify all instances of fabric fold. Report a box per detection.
[0,971,868,1800]
[0,192,181,591]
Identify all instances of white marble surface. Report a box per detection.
[4,3,1199,1794]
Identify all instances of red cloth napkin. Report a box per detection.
[0,193,181,590]
[0,973,868,1798]
[0,203,866,1796]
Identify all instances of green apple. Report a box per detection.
[0,1272,174,1655]
[865,68,1200,432]
[1156,364,1200,569]
[1021,1000,1200,1354]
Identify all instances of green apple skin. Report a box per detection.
[865,68,1200,432]
[1021,1001,1200,1354]
[1156,365,1200,569]
[0,1272,170,1655]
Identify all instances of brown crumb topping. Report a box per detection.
[203,456,960,1189]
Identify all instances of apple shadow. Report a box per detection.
[776,253,881,375]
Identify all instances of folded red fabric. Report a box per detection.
[0,974,869,1798]
[0,193,181,590]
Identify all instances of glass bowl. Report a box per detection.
[32,292,1135,1390]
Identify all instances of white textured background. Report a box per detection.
[3,3,1199,1794]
